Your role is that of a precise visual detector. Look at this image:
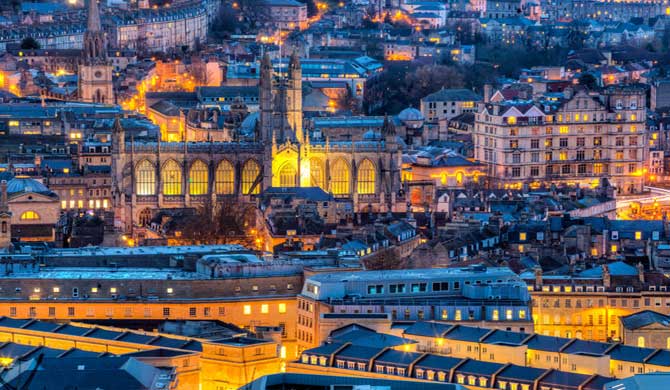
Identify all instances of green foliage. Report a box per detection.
[20,36,40,50]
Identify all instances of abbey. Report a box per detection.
[111,52,403,229]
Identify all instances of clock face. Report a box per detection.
[95,71,103,78]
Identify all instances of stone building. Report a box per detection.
[112,52,404,231]
[473,86,647,194]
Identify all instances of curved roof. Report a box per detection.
[397,107,424,122]
[7,176,56,198]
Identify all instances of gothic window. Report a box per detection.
[162,159,182,195]
[139,208,152,226]
[357,159,376,195]
[242,160,261,195]
[135,160,155,195]
[279,163,297,187]
[20,211,40,220]
[309,158,324,189]
[215,160,235,194]
[189,160,209,195]
[331,159,350,195]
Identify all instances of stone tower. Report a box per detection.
[0,180,11,248]
[78,0,114,104]
[259,53,274,142]
[286,51,303,141]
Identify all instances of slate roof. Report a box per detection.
[524,334,571,352]
[304,342,347,357]
[422,88,481,103]
[375,349,422,367]
[481,329,528,346]
[413,354,462,371]
[578,261,638,278]
[608,344,655,363]
[444,325,492,342]
[562,339,613,356]
[335,344,381,361]
[454,359,503,375]
[495,364,546,382]
[620,310,670,330]
[403,321,453,338]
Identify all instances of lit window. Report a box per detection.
[162,159,182,195]
[492,309,499,321]
[20,211,40,220]
[357,159,376,195]
[189,160,209,195]
[519,232,527,241]
[33,287,40,293]
[53,287,60,293]
[278,303,287,313]
[242,160,261,195]
[8,121,19,127]
[135,160,156,195]
[519,310,526,319]
[611,245,618,253]
[91,287,98,293]
[506,309,513,320]
[518,244,524,252]
[559,126,569,134]
[635,231,642,240]
[244,305,252,315]
[331,159,350,195]
[110,287,117,294]
[166,288,173,294]
[215,160,235,194]
[261,304,269,314]
[507,116,517,124]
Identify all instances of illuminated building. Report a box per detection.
[1,176,60,243]
[0,318,281,390]
[112,52,403,229]
[78,0,114,104]
[257,0,308,31]
[295,266,532,353]
[526,262,670,343]
[619,310,670,349]
[474,86,647,193]
[421,88,482,124]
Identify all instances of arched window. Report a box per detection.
[139,208,152,226]
[638,336,645,348]
[456,171,464,185]
[135,160,155,195]
[279,163,297,187]
[162,159,182,195]
[331,159,350,195]
[242,160,260,195]
[20,211,40,220]
[189,160,209,195]
[357,159,376,194]
[309,158,324,189]
[215,160,235,194]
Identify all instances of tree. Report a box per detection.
[20,37,40,50]
[578,73,598,90]
[401,64,465,103]
[210,5,239,39]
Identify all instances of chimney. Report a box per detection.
[0,180,7,211]
[637,262,645,284]
[602,264,611,289]
[484,84,492,103]
[563,87,573,100]
[534,267,542,289]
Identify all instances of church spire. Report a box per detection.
[88,0,101,32]
[83,0,106,62]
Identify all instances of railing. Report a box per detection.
[163,195,184,203]
[136,195,157,203]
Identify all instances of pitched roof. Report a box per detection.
[421,88,481,103]
[620,310,670,330]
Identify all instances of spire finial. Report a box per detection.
[87,0,101,32]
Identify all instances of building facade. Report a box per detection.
[473,87,647,193]
[112,53,403,230]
